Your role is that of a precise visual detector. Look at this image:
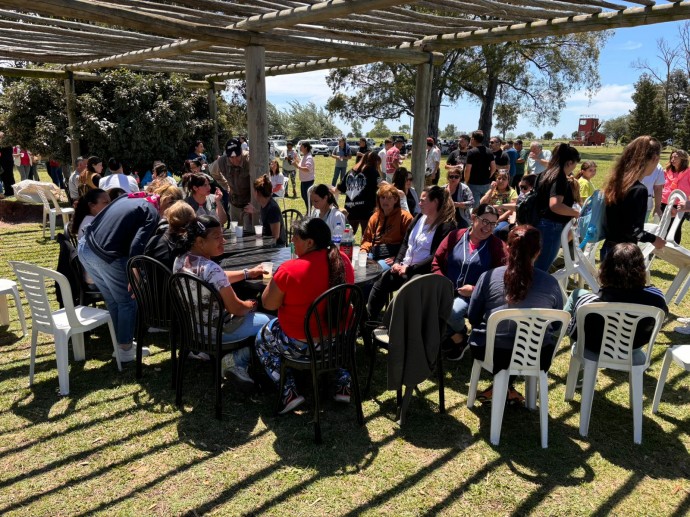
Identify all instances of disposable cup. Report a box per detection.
[235,226,244,238]
[358,251,367,268]
[254,225,263,237]
[230,221,238,232]
[261,262,273,284]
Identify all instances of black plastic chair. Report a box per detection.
[169,271,253,419]
[281,208,303,245]
[69,253,104,307]
[64,225,79,248]
[276,283,365,443]
[126,255,174,383]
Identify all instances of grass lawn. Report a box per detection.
[0,146,689,515]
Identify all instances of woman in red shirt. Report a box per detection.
[256,217,355,414]
[660,149,690,243]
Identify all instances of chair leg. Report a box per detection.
[525,376,537,411]
[12,287,27,337]
[350,357,364,426]
[311,368,322,444]
[437,350,445,414]
[175,351,187,408]
[169,331,177,390]
[42,209,47,239]
[578,359,598,438]
[0,293,8,326]
[29,330,39,386]
[538,372,549,449]
[364,334,376,396]
[490,370,510,446]
[215,356,222,420]
[397,385,414,426]
[652,348,674,414]
[631,366,645,444]
[49,213,56,240]
[466,359,482,407]
[71,333,86,361]
[564,353,581,401]
[55,333,71,396]
[135,323,143,379]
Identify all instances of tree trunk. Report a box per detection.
[477,73,499,138]
[428,88,442,140]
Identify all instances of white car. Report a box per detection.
[298,139,330,156]
[270,139,288,158]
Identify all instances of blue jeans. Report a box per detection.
[222,312,273,370]
[78,239,137,345]
[331,166,347,187]
[447,296,470,335]
[535,218,565,271]
[468,183,490,208]
[300,179,314,213]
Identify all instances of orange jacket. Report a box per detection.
[360,207,414,253]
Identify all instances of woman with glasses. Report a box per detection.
[392,167,420,215]
[479,170,517,240]
[444,169,474,228]
[431,204,507,361]
[533,143,581,271]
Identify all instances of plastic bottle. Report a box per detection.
[290,242,296,259]
[341,225,354,260]
[332,222,343,248]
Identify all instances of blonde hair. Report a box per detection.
[152,183,183,215]
[165,201,195,235]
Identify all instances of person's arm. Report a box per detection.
[630,187,665,247]
[269,221,281,240]
[213,188,228,225]
[466,272,487,328]
[393,216,417,265]
[431,232,454,275]
[261,278,285,310]
[549,195,580,217]
[219,284,256,316]
[360,217,376,252]
[464,163,473,184]
[129,206,160,257]
[653,183,664,218]
[480,183,496,205]
[209,158,230,191]
[225,266,263,283]
[489,159,497,177]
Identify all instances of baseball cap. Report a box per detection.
[395,137,405,143]
[225,138,242,157]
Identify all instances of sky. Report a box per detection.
[263,9,688,140]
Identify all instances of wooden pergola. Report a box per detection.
[0,0,688,194]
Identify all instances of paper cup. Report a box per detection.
[230,221,238,232]
[358,251,367,268]
[235,226,243,238]
[254,225,263,237]
[261,262,273,284]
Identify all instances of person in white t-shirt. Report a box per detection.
[380,139,392,181]
[98,158,139,193]
[640,162,665,221]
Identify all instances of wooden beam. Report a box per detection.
[64,72,81,169]
[246,45,268,227]
[411,56,434,194]
[208,85,220,160]
[411,2,690,51]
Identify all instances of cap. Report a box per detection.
[225,138,242,157]
[426,137,434,145]
[395,137,405,143]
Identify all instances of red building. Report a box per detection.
[570,115,606,146]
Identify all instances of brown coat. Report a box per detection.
[360,207,414,253]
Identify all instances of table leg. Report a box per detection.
[0,294,9,326]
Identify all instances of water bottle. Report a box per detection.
[332,222,343,248]
[290,242,296,259]
[341,225,354,260]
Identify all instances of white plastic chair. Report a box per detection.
[652,345,690,414]
[10,261,122,396]
[466,308,570,448]
[0,278,27,336]
[564,302,665,444]
[552,220,600,293]
[36,187,75,240]
[641,189,686,266]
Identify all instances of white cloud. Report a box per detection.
[564,83,635,116]
[617,40,643,51]
[266,70,332,105]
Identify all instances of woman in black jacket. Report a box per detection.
[367,186,456,320]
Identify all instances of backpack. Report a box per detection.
[516,174,541,226]
[577,189,607,248]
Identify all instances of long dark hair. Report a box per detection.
[312,183,338,209]
[181,172,207,194]
[599,242,647,289]
[604,136,661,205]
[540,143,580,187]
[292,217,345,288]
[253,174,273,198]
[504,225,541,304]
[392,167,409,191]
[71,188,107,235]
[424,185,455,229]
[180,215,221,252]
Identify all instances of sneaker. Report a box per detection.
[224,366,255,393]
[678,317,690,324]
[279,388,305,414]
[477,386,493,403]
[674,325,690,335]
[115,345,150,362]
[188,351,211,361]
[507,386,525,406]
[334,385,351,403]
[444,338,469,362]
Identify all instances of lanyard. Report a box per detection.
[457,231,487,288]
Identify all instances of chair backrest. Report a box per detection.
[303,283,364,372]
[10,261,80,332]
[64,225,79,248]
[484,308,570,376]
[168,272,225,354]
[127,255,174,329]
[306,183,316,213]
[657,189,686,239]
[35,187,52,213]
[575,302,665,370]
[560,220,600,292]
[282,208,303,244]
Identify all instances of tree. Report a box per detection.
[351,120,362,137]
[629,74,670,141]
[398,124,410,134]
[272,101,341,139]
[326,31,609,138]
[678,102,690,150]
[367,120,391,138]
[543,131,554,140]
[493,103,518,140]
[602,115,630,144]
[571,130,579,139]
[439,124,458,139]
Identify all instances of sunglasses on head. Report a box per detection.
[448,174,460,179]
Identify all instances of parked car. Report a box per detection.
[270,139,288,158]
[298,139,330,156]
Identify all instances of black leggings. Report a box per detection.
[660,202,688,244]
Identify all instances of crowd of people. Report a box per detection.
[20,128,687,412]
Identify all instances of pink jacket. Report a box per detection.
[661,167,690,204]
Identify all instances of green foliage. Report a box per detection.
[493,104,517,139]
[601,115,630,144]
[398,124,410,134]
[629,74,670,142]
[439,124,457,139]
[677,103,690,150]
[367,120,391,138]
[270,101,341,139]
[351,120,362,137]
[542,131,554,140]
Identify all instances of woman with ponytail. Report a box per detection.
[533,143,581,271]
[466,225,563,403]
[255,217,355,414]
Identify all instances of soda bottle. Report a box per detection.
[341,225,354,260]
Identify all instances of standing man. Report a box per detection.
[330,137,350,186]
[280,141,298,198]
[504,140,518,183]
[527,141,551,175]
[209,138,252,231]
[445,134,470,179]
[425,137,441,186]
[386,137,405,181]
[379,139,392,181]
[489,136,509,172]
[68,156,87,202]
[512,139,528,188]
[0,132,16,197]
[464,130,496,207]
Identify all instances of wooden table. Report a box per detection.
[220,247,383,290]
[222,231,276,256]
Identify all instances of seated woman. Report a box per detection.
[182,172,228,226]
[256,217,355,413]
[367,186,456,320]
[444,168,474,228]
[269,159,285,198]
[390,167,418,214]
[431,204,507,361]
[149,162,177,187]
[479,170,517,240]
[310,183,347,234]
[467,225,564,403]
[174,215,272,389]
[566,242,668,357]
[244,175,286,246]
[360,183,414,267]
[71,188,110,240]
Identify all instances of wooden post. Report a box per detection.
[245,45,268,225]
[63,72,80,180]
[411,55,434,194]
[207,83,220,161]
